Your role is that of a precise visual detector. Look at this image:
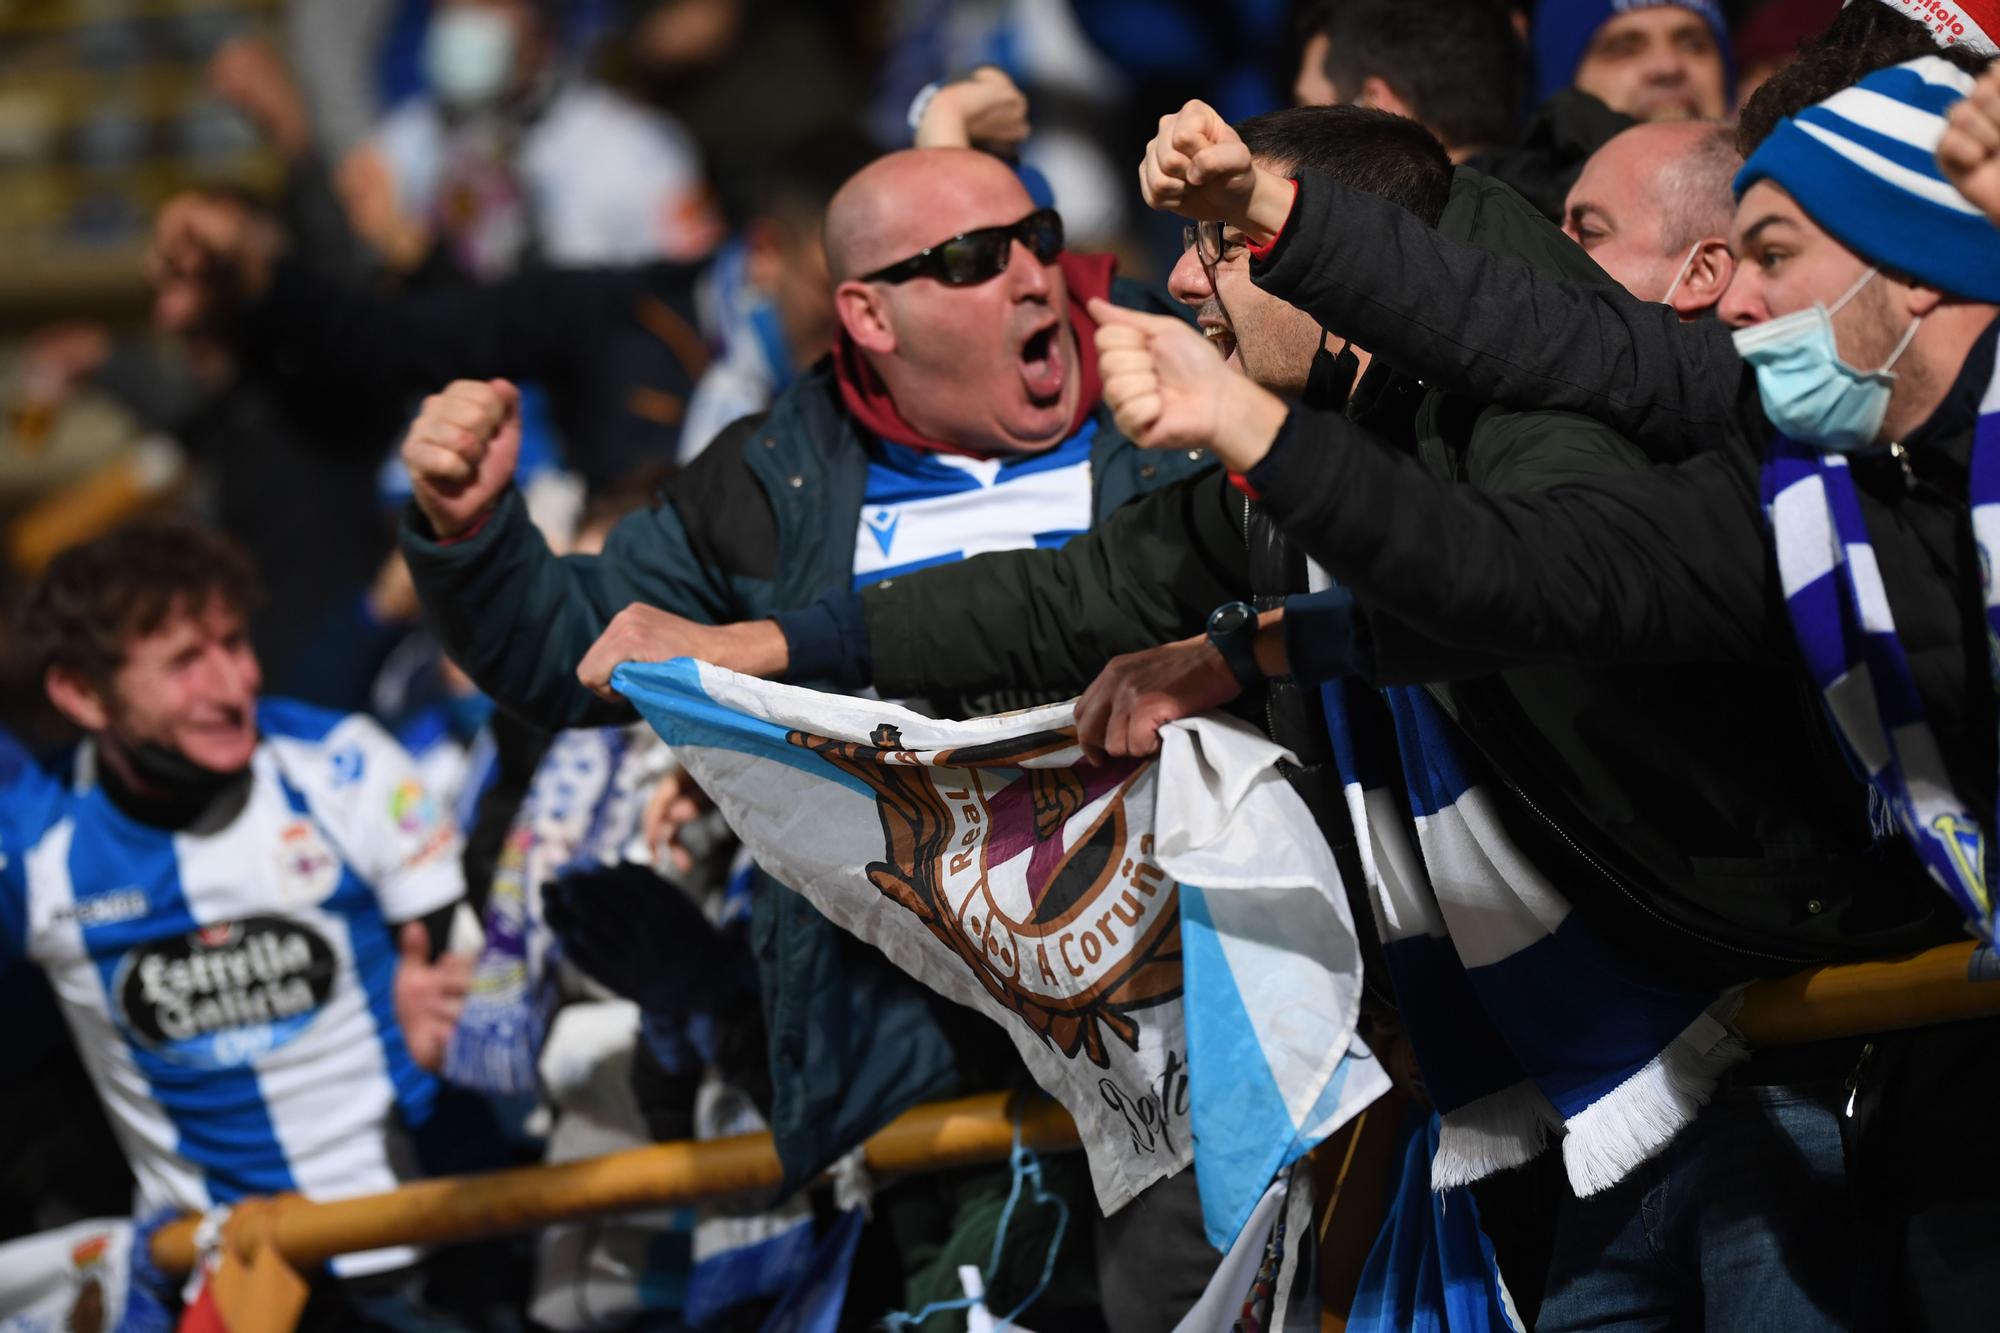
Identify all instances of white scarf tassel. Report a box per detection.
[1432,1080,1562,1189]
[1559,1004,1748,1197]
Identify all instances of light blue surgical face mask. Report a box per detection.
[424,7,517,109]
[1731,267,1924,453]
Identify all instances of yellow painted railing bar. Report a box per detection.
[1733,939,1996,1045]
[152,1089,1079,1276]
[150,940,2000,1278]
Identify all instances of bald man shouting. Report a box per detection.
[400,148,1205,723]
[394,146,1216,1319]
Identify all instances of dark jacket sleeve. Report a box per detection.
[862,468,1249,699]
[277,153,377,285]
[1256,169,1758,463]
[401,421,773,728]
[1248,406,1788,669]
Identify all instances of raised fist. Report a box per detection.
[916,66,1032,153]
[1940,64,2000,226]
[146,192,280,338]
[1138,99,1294,244]
[401,379,521,538]
[1089,298,1289,473]
[207,34,309,160]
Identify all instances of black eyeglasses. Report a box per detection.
[1181,220,1243,265]
[862,208,1064,286]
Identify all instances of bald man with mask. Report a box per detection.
[395,146,1217,1324]
[1561,119,1741,312]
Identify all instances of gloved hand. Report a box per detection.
[542,861,741,1016]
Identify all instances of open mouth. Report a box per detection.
[1202,322,1238,364]
[186,714,252,745]
[1018,322,1065,404]
[1634,90,1701,121]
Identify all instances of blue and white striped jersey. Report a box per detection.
[851,419,1097,588]
[0,701,464,1276]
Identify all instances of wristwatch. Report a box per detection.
[1205,601,1262,691]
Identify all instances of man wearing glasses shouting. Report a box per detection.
[392,145,1216,1321]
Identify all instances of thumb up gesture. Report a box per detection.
[1090,299,1288,473]
[402,379,522,538]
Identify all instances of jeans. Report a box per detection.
[1536,1077,1857,1332]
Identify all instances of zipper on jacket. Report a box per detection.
[1888,442,1915,492]
[1499,775,1829,967]
[1843,1040,1876,1118]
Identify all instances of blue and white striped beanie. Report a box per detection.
[1735,57,2000,303]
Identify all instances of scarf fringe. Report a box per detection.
[1560,1007,1749,1197]
[1431,1081,1561,1189]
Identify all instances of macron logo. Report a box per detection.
[70,889,149,929]
[865,509,900,557]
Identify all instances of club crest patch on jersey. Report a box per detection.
[114,916,338,1069]
[789,723,1182,1068]
[273,820,340,906]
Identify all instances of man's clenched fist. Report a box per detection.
[915,66,1032,153]
[1138,99,1295,245]
[1940,64,2000,226]
[147,192,280,338]
[1089,298,1288,470]
[402,379,522,539]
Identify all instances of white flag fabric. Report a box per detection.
[0,1219,146,1331]
[614,660,1387,1249]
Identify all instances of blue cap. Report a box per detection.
[1735,57,2000,303]
[1530,0,1734,109]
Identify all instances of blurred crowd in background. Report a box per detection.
[3,0,1999,1329]
[0,0,1839,716]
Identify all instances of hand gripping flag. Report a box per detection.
[614,660,1388,1249]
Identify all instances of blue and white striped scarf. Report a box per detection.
[446,725,657,1093]
[1322,679,1743,1194]
[1763,342,2000,946]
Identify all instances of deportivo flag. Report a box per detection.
[614,660,1388,1249]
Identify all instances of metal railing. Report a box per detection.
[147,940,2000,1332]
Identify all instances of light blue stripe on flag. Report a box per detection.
[1183,882,1348,1249]
[614,659,875,800]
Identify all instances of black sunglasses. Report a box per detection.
[862,208,1064,286]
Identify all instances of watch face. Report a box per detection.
[1210,602,1254,635]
